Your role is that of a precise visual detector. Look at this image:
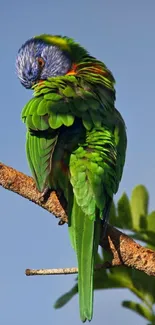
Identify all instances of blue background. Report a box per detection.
[0,1,155,324]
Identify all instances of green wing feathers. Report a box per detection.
[26,130,58,192]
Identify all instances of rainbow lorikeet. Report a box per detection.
[16,34,127,322]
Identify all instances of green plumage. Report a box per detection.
[21,35,127,322]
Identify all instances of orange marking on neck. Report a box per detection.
[66,63,77,76]
[38,80,45,84]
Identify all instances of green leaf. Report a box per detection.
[129,269,155,305]
[122,301,154,322]
[117,193,132,229]
[54,285,78,309]
[132,230,155,247]
[130,185,149,230]
[109,201,117,226]
[147,211,155,232]
[108,267,134,289]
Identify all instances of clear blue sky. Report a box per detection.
[0,1,155,324]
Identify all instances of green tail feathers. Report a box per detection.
[69,197,101,322]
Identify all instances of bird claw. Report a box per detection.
[58,219,66,226]
[38,187,50,202]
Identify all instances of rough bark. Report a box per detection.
[1,161,155,277]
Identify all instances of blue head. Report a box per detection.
[16,37,72,89]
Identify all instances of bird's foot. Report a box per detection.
[58,219,66,226]
[39,187,51,202]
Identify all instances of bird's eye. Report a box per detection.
[37,57,45,68]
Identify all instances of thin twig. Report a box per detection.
[25,262,113,276]
[25,267,78,276]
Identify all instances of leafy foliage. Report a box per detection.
[54,185,155,324]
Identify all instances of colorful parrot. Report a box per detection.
[16,34,127,322]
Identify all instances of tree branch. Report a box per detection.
[1,161,155,277]
[0,162,67,223]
